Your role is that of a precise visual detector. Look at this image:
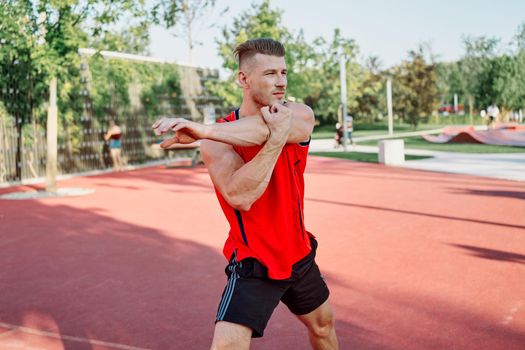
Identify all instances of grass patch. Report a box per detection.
[312,125,337,140]
[312,122,466,140]
[310,151,432,163]
[357,136,525,153]
[312,115,485,140]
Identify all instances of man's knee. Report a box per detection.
[309,312,335,339]
[210,336,247,350]
[210,341,240,350]
[210,336,250,350]
[298,302,336,338]
[210,321,251,350]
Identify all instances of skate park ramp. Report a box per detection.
[423,124,525,146]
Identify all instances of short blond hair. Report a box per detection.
[233,38,285,68]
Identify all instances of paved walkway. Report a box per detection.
[310,138,525,182]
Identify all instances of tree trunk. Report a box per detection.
[15,119,22,180]
[468,95,474,125]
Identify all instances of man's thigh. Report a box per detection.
[215,258,289,338]
[280,261,330,316]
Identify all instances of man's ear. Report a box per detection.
[237,71,249,88]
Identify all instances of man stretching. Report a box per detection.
[152,38,338,350]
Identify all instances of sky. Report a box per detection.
[148,0,525,69]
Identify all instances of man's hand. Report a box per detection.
[260,103,292,146]
[151,117,207,148]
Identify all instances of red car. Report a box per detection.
[439,104,464,115]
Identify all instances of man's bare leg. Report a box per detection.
[297,300,339,350]
[210,321,252,350]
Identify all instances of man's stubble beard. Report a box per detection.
[251,90,283,108]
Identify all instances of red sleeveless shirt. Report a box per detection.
[214,109,313,280]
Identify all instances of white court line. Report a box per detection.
[0,322,151,350]
[500,301,524,325]
[0,329,17,338]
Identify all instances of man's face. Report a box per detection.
[241,53,287,107]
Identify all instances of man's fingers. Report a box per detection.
[155,120,169,133]
[151,117,166,129]
[161,119,176,130]
[171,122,187,132]
[154,121,170,135]
[159,119,181,133]
[272,103,289,113]
[160,136,178,149]
[260,106,271,120]
[151,120,161,129]
[153,118,186,132]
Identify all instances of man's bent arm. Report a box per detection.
[201,135,286,212]
[205,102,314,146]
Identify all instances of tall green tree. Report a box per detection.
[307,29,359,123]
[460,35,501,111]
[0,0,148,178]
[493,52,525,111]
[492,23,525,112]
[391,46,438,127]
[0,1,42,179]
[350,56,385,121]
[434,23,525,117]
[513,21,525,52]
[0,0,149,123]
[89,22,151,55]
[436,61,467,107]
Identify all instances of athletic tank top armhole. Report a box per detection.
[217,109,239,123]
[299,136,311,146]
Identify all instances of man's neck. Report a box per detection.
[239,99,263,119]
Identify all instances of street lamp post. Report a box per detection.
[387,78,393,136]
[340,55,348,152]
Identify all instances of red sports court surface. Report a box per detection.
[1,156,524,350]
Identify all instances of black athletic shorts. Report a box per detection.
[215,237,330,338]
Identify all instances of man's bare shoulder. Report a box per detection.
[284,102,315,118]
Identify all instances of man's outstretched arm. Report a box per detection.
[152,102,314,148]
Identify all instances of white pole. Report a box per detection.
[46,77,58,193]
[387,78,393,136]
[454,93,458,113]
[340,55,348,151]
